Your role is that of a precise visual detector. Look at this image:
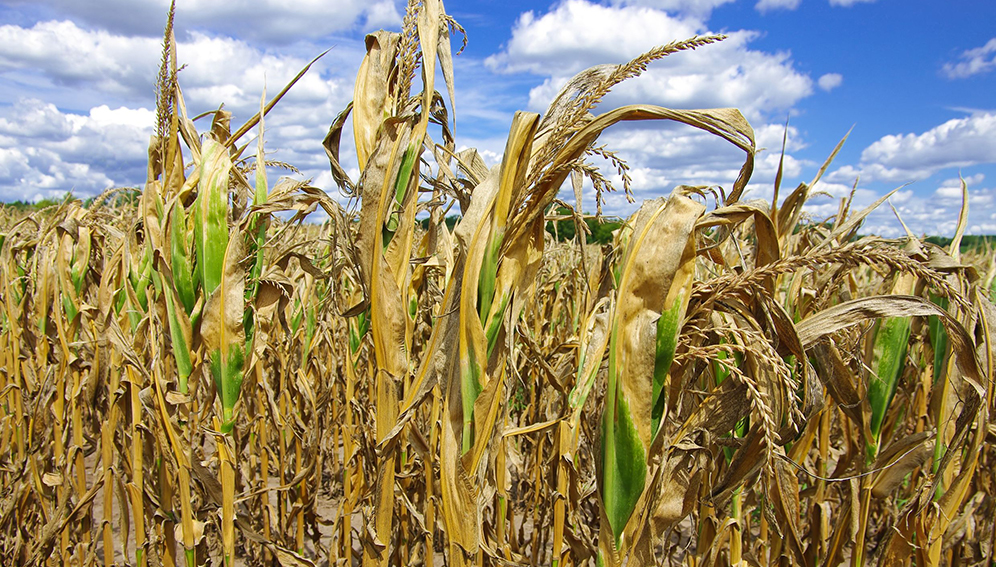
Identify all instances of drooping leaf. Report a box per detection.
[600,190,704,552]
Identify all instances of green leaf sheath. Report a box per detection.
[601,383,647,545]
[211,346,245,434]
[868,316,912,442]
[652,292,684,436]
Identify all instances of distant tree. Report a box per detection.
[924,234,995,253]
[419,215,461,231]
[2,193,72,212]
[545,206,623,244]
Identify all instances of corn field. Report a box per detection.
[1,2,995,566]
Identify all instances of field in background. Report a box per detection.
[1,2,995,566]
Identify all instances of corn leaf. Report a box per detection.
[193,139,232,297]
[601,190,704,554]
[201,222,246,433]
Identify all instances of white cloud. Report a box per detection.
[878,182,996,237]
[755,0,801,14]
[0,16,363,201]
[817,72,842,91]
[934,173,985,197]
[798,170,996,238]
[481,0,821,217]
[0,98,152,200]
[942,38,996,79]
[0,20,161,98]
[3,0,401,44]
[0,17,366,201]
[487,0,812,121]
[859,112,996,178]
[829,163,931,184]
[363,0,404,30]
[0,20,358,108]
[486,1,704,76]
[828,113,996,185]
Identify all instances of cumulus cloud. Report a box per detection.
[755,0,802,14]
[0,19,362,111]
[851,112,996,182]
[793,180,996,239]
[485,1,704,76]
[0,17,366,201]
[0,14,366,200]
[942,38,996,79]
[3,0,401,44]
[0,98,153,200]
[810,170,996,239]
[0,20,162,98]
[363,1,404,30]
[826,113,996,188]
[479,0,824,217]
[877,176,996,237]
[486,0,812,121]
[817,72,842,91]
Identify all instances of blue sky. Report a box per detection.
[1,0,994,236]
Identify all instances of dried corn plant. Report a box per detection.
[0,2,993,567]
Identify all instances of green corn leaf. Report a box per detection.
[14,261,26,304]
[244,119,269,343]
[291,298,304,335]
[202,235,246,434]
[651,289,684,437]
[865,269,916,459]
[477,235,501,325]
[192,140,244,434]
[211,345,245,430]
[170,203,196,314]
[928,295,949,385]
[601,387,646,541]
[193,139,232,297]
[569,298,610,413]
[348,310,367,354]
[479,112,540,360]
[600,191,704,550]
[460,345,484,454]
[128,241,153,315]
[163,278,194,393]
[303,306,316,360]
[712,339,738,387]
[383,144,419,246]
[484,292,511,358]
[867,316,912,443]
[61,296,78,323]
[456,111,539,454]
